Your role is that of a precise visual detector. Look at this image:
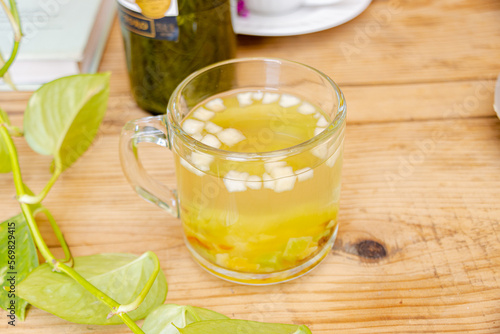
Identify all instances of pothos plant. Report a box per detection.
[0,1,312,333]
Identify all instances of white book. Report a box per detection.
[0,0,116,90]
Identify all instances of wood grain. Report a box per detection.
[1,114,499,333]
[1,0,500,333]
[237,0,500,85]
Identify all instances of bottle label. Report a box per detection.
[117,0,179,41]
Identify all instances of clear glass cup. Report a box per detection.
[120,58,346,285]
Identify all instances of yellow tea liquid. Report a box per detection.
[175,90,343,279]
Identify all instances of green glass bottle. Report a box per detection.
[117,0,237,114]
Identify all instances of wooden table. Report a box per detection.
[2,1,500,332]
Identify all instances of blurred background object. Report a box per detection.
[117,0,236,115]
[0,0,116,91]
[232,0,371,36]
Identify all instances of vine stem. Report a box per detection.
[33,206,73,266]
[0,0,21,77]
[8,0,20,24]
[0,120,146,334]
[19,168,62,204]
[0,51,16,90]
[108,251,161,318]
[0,107,22,135]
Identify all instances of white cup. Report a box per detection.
[245,0,344,15]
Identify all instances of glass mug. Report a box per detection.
[120,58,346,284]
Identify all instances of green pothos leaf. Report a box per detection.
[17,253,167,325]
[23,73,110,171]
[142,304,229,334]
[177,319,312,334]
[0,108,12,173]
[0,213,39,321]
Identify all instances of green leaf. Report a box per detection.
[17,253,167,325]
[142,304,229,334]
[177,320,312,334]
[23,73,110,171]
[0,108,12,173]
[0,213,39,321]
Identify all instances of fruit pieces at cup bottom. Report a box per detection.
[183,211,337,273]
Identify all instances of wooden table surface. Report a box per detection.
[2,0,500,333]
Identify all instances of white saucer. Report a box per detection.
[232,0,372,36]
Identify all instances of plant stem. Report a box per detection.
[56,262,145,333]
[34,206,73,266]
[0,51,17,90]
[20,203,58,262]
[109,251,160,316]
[0,0,21,78]
[1,118,57,265]
[0,121,146,334]
[0,40,20,78]
[0,0,20,38]
[7,125,22,136]
[0,122,58,264]
[8,0,20,25]
[119,314,144,332]
[0,122,26,198]
[19,169,62,204]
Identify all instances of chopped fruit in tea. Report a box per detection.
[176,90,343,273]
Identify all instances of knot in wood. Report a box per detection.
[355,240,387,259]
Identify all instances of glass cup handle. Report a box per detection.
[119,115,179,218]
